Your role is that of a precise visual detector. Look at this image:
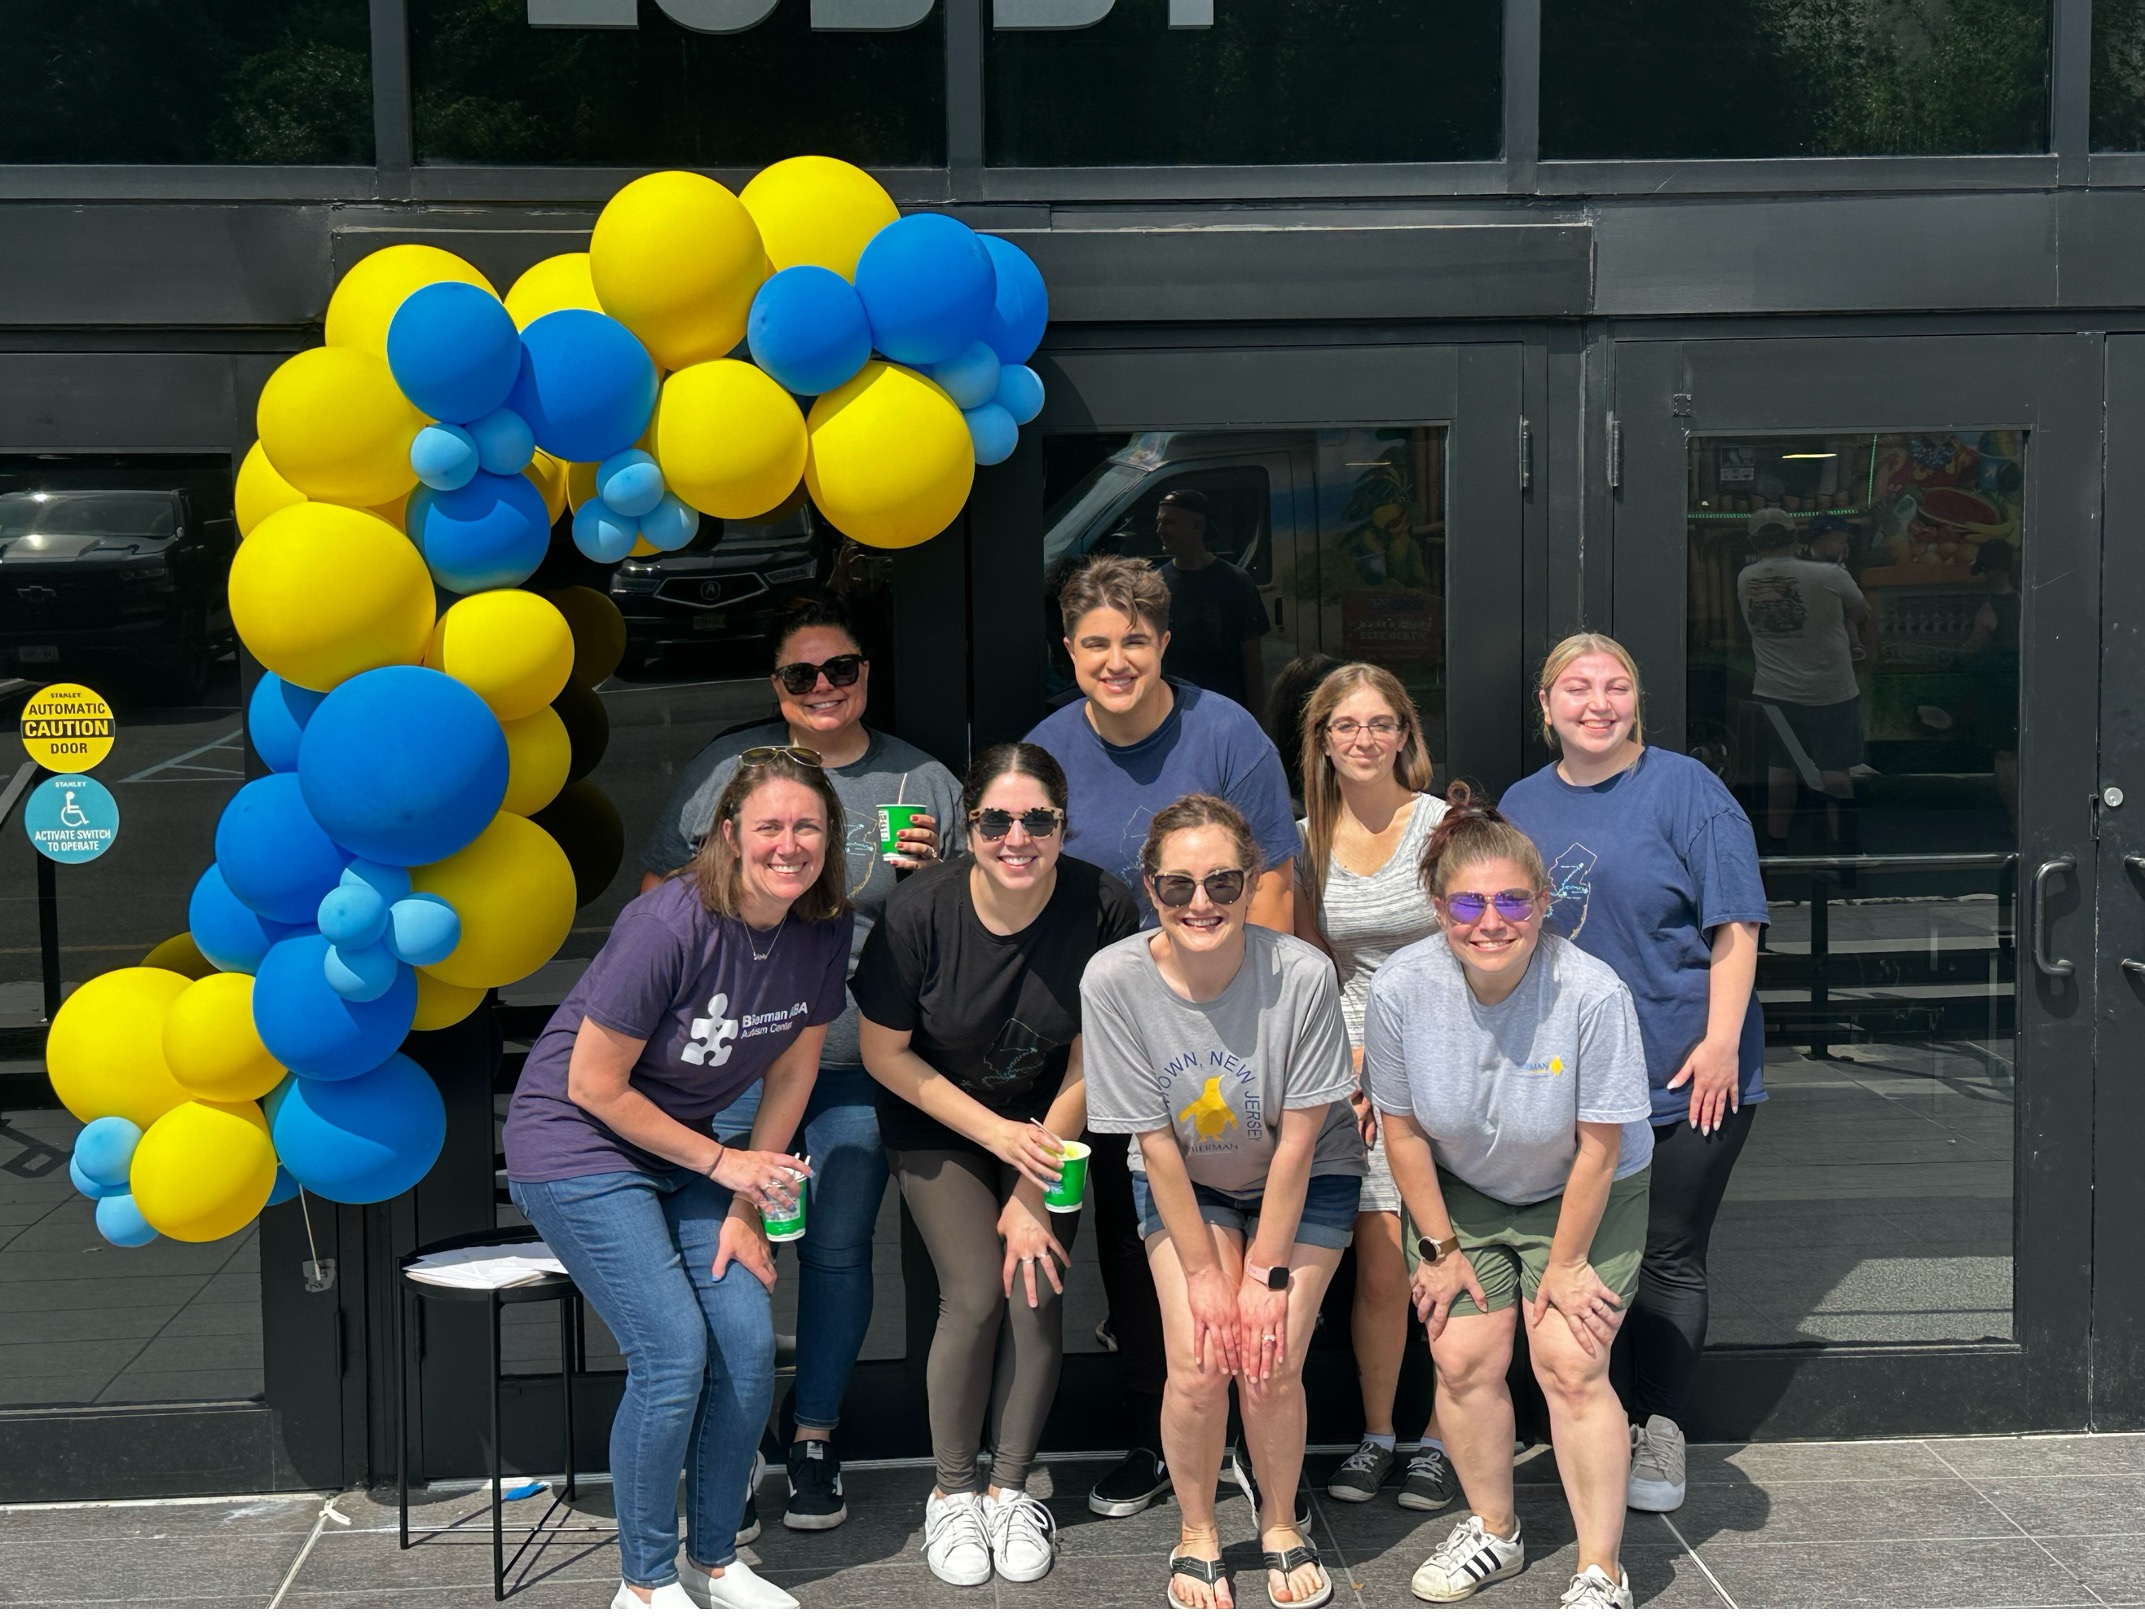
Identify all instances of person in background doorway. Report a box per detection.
[1962,537,2022,831]
[1155,487,1270,722]
[1265,652,1344,813]
[1289,663,1455,1514]
[1025,553,1301,1523]
[640,596,964,1538]
[1801,513,1852,567]
[1500,633,1768,1521]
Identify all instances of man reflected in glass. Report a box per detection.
[1155,489,1269,723]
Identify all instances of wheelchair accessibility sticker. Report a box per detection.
[25,775,119,864]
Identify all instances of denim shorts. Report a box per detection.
[1131,1170,1361,1251]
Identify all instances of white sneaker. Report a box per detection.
[678,1558,799,1610]
[923,1489,993,1586]
[1410,1514,1525,1603]
[984,1488,1057,1582]
[1561,1564,1634,1608]
[1627,1414,1687,1512]
[611,1580,701,1610]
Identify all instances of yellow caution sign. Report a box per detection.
[20,682,116,773]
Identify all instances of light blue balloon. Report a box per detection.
[386,281,523,425]
[573,497,638,564]
[69,1156,126,1201]
[74,1116,143,1185]
[598,450,665,520]
[317,883,389,950]
[930,341,1002,411]
[964,402,1019,467]
[468,406,537,476]
[994,364,1044,426]
[342,858,414,906]
[385,893,461,967]
[638,494,701,553]
[248,674,326,774]
[96,1194,158,1247]
[324,939,401,1003]
[411,423,480,492]
[747,265,873,396]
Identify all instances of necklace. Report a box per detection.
[745,912,789,962]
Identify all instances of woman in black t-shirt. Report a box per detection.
[855,742,1140,1591]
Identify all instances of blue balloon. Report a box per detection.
[248,673,326,774]
[215,774,350,926]
[747,266,873,396]
[506,309,659,464]
[598,450,665,520]
[411,423,480,492]
[70,1156,126,1200]
[855,214,997,369]
[253,932,416,1081]
[261,1073,297,1130]
[468,406,536,476]
[964,403,1019,467]
[271,1055,447,1205]
[573,497,638,564]
[385,893,461,967]
[980,235,1049,366]
[639,494,701,553]
[324,940,400,1002]
[929,341,1002,411]
[995,363,1045,426]
[317,882,388,950]
[75,1116,143,1185]
[412,469,551,593]
[297,665,508,868]
[266,1166,299,1207]
[96,1194,158,1247]
[387,281,523,425]
[190,864,299,974]
[343,858,413,905]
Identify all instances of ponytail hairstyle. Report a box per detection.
[1141,793,1262,882]
[1536,631,1645,748]
[1298,662,1435,915]
[690,751,850,922]
[1417,781,1550,901]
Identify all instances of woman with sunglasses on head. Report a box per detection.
[852,743,1140,1588]
[1082,795,1364,1612]
[506,751,854,1611]
[641,596,965,1535]
[1289,664,1453,1515]
[1498,634,1768,1518]
[1366,792,1653,1610]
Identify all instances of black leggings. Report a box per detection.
[1088,1131,1168,1403]
[1616,1104,1757,1423]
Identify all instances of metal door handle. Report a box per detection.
[2032,854,2077,979]
[2127,854,2145,879]
[2125,959,2145,979]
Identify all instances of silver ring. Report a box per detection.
[1261,1332,1275,1342]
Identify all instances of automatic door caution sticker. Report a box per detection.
[21,683,115,772]
[25,775,119,864]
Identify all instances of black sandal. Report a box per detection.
[1262,1541,1333,1609]
[1167,1551,1235,1611]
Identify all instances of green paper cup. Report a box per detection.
[1043,1140,1091,1213]
[764,1171,809,1244]
[877,803,927,857]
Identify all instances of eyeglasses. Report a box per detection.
[1326,717,1403,740]
[737,745,824,769]
[969,806,1066,841]
[1147,868,1249,909]
[774,654,864,695]
[1442,889,1539,924]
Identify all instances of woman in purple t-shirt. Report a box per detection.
[504,750,853,1612]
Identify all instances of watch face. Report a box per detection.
[1266,1266,1289,1291]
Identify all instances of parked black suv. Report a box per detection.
[605,504,830,677]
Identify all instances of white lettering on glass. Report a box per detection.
[529,0,1213,29]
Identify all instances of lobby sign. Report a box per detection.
[531,0,1214,30]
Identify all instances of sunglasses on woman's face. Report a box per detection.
[1442,889,1539,924]
[736,744,824,768]
[969,806,1065,842]
[774,654,864,696]
[1147,868,1249,909]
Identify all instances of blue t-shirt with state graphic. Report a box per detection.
[1499,747,1770,1127]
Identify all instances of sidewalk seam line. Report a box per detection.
[1925,1443,2106,1607]
[1659,1513,1738,1610]
[267,1494,341,1609]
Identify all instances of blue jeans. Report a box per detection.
[710,1065,887,1432]
[1131,1170,1363,1250]
[511,1167,770,1587]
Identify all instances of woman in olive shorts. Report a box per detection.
[1364,790,1653,1611]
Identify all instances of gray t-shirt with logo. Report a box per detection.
[1362,932,1653,1206]
[1082,925,1364,1196]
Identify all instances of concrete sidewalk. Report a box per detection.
[2,1433,2140,1609]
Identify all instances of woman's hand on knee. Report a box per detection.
[1185,1266,1242,1376]
[998,1197,1069,1308]
[712,1209,777,1291]
[1523,1260,1623,1356]
[1411,1253,1487,1341]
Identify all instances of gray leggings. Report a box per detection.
[891,1143,1081,1494]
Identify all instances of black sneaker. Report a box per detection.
[1087,1447,1172,1517]
[1326,1438,1399,1502]
[738,1450,764,1545]
[1229,1446,1313,1533]
[784,1438,847,1530]
[1397,1446,1457,1512]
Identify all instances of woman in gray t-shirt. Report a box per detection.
[1082,795,1361,1612]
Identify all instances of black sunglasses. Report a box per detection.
[969,806,1065,842]
[1147,867,1249,909]
[736,744,824,769]
[774,654,865,696]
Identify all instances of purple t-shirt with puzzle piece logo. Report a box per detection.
[504,876,852,1183]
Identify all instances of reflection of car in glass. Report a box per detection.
[0,489,237,701]
[605,507,829,676]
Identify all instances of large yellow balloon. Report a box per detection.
[506,253,602,329]
[427,590,575,722]
[548,585,627,686]
[141,932,216,980]
[162,973,285,1103]
[500,705,572,816]
[46,968,194,1128]
[326,243,494,359]
[231,503,436,692]
[656,361,808,520]
[257,347,425,508]
[236,442,307,538]
[564,459,599,513]
[525,450,570,525]
[131,1100,277,1244]
[414,814,578,989]
[413,970,487,1031]
[805,363,975,549]
[590,171,766,372]
[740,156,900,281]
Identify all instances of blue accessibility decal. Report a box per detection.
[24,775,119,864]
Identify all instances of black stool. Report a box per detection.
[396,1228,597,1599]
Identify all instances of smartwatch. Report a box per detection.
[1246,1262,1291,1291]
[1417,1232,1461,1263]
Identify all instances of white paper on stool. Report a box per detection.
[403,1241,568,1290]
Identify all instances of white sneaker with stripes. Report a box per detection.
[1410,1513,1525,1603]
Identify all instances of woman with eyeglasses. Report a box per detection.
[1289,664,1453,1514]
[1365,791,1653,1610]
[505,750,854,1611]
[640,597,965,1533]
[1082,794,1364,1611]
[853,742,1139,1588]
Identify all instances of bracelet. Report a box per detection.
[705,1140,727,1180]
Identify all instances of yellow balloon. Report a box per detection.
[526,450,570,524]
[805,362,975,550]
[590,171,766,371]
[414,814,578,989]
[500,705,572,816]
[257,347,424,508]
[630,536,661,558]
[231,503,436,692]
[656,361,809,520]
[427,589,575,722]
[506,252,602,329]
[548,585,627,686]
[565,459,599,513]
[326,243,494,359]
[47,968,194,1128]
[740,156,900,281]
[360,488,412,532]
[141,932,216,980]
[236,442,307,538]
[131,1099,276,1243]
[161,972,285,1103]
[413,970,487,1032]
